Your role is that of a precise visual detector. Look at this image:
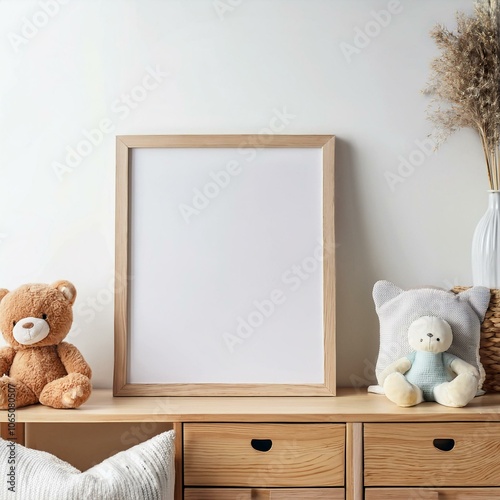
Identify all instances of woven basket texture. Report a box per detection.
[453,286,500,393]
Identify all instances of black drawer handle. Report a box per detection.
[251,439,273,452]
[433,438,455,452]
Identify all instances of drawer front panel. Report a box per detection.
[184,488,344,499]
[365,488,500,500]
[365,423,500,487]
[184,423,345,487]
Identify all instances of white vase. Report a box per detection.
[472,190,500,288]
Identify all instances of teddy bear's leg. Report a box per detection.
[0,376,38,409]
[383,372,424,407]
[39,373,92,409]
[433,373,478,408]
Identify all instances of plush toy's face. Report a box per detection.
[0,281,76,349]
[407,315,453,354]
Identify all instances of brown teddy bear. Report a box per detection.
[0,280,92,409]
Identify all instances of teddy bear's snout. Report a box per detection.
[12,317,50,346]
[427,333,433,338]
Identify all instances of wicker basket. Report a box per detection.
[453,286,500,393]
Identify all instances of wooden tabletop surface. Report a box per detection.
[2,388,500,423]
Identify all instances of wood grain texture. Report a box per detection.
[173,422,183,500]
[115,383,336,397]
[184,423,345,487]
[5,389,500,423]
[117,134,333,149]
[323,136,336,395]
[365,488,500,500]
[113,137,130,396]
[184,488,344,499]
[365,423,500,487]
[346,422,363,500]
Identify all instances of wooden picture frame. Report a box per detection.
[114,135,335,396]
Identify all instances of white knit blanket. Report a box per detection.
[0,430,175,500]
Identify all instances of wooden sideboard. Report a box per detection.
[2,388,500,500]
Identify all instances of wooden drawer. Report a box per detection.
[364,423,500,487]
[365,488,500,499]
[184,423,345,487]
[184,488,344,499]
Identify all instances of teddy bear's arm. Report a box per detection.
[378,357,412,385]
[57,342,92,378]
[0,347,16,376]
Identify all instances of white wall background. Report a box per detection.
[0,0,482,389]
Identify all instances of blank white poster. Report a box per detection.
[128,146,324,384]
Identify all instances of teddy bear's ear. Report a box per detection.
[51,280,77,305]
[457,286,491,321]
[373,280,404,310]
[0,289,9,303]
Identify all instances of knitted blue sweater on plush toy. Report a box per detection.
[405,349,457,401]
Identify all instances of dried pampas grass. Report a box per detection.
[425,0,500,189]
